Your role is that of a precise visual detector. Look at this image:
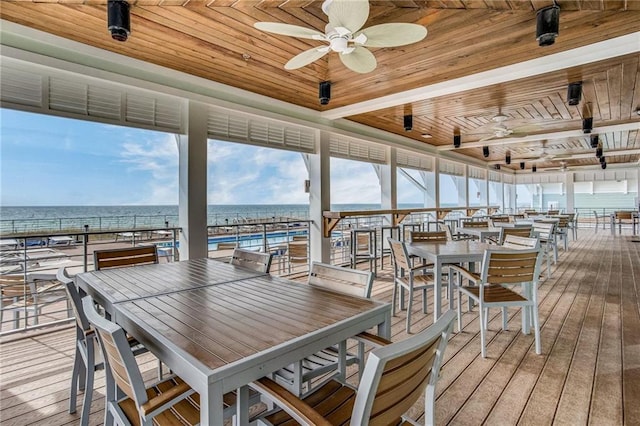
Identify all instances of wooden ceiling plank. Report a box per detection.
[619,56,639,119]
[607,63,624,124]
[603,0,626,10]
[482,0,515,10]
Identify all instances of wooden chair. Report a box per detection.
[593,209,607,232]
[532,222,556,279]
[81,296,259,426]
[565,212,578,240]
[272,262,374,396]
[546,209,560,215]
[497,225,533,245]
[287,241,308,273]
[409,230,447,243]
[461,220,490,228]
[450,248,543,358]
[438,223,473,241]
[489,215,510,226]
[613,211,637,234]
[230,248,273,273]
[58,268,148,426]
[502,235,539,250]
[388,238,434,334]
[553,215,571,251]
[350,230,376,275]
[93,246,158,270]
[251,310,456,426]
[0,274,68,329]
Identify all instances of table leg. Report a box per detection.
[201,386,224,426]
[236,386,250,426]
[378,310,391,339]
[434,261,442,321]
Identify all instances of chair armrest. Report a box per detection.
[446,265,480,284]
[354,331,392,348]
[250,377,332,426]
[140,380,193,416]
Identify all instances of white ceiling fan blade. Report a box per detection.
[254,22,325,40]
[479,135,497,142]
[339,46,377,74]
[285,47,330,70]
[356,23,427,48]
[328,0,369,34]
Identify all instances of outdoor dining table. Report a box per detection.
[407,240,493,321]
[457,226,501,242]
[75,258,391,425]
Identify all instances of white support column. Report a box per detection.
[178,101,209,260]
[309,130,331,264]
[636,169,640,209]
[380,147,397,222]
[457,166,468,207]
[565,172,575,213]
[434,158,441,208]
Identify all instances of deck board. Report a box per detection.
[1,229,639,425]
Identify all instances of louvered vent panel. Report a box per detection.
[503,174,515,184]
[488,171,502,182]
[154,99,181,130]
[126,94,156,126]
[0,66,42,107]
[229,116,249,140]
[49,77,87,115]
[284,128,315,152]
[396,150,433,171]
[439,159,465,176]
[329,135,386,164]
[249,120,269,143]
[87,86,121,120]
[267,124,285,145]
[469,166,486,180]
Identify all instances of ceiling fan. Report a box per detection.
[253,0,428,73]
[515,141,573,164]
[472,114,534,142]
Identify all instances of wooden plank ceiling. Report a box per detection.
[1,0,639,172]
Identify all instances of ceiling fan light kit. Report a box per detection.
[403,115,413,131]
[567,81,582,106]
[107,0,130,42]
[582,117,593,133]
[536,4,560,47]
[453,134,461,148]
[254,0,427,73]
[319,81,331,105]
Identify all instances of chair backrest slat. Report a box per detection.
[502,235,539,250]
[387,238,411,272]
[308,262,374,298]
[350,310,456,426]
[438,223,454,241]
[498,226,533,244]
[482,249,540,286]
[461,220,490,228]
[409,231,447,243]
[94,246,158,270]
[81,296,148,407]
[230,248,273,273]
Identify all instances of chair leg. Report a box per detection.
[69,345,81,414]
[501,307,508,330]
[81,340,95,426]
[479,305,487,358]
[422,288,427,314]
[456,289,463,333]
[406,287,414,334]
[533,305,541,354]
[391,282,398,317]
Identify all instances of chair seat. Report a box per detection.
[274,346,358,385]
[397,273,434,290]
[460,285,527,303]
[119,376,259,426]
[263,380,410,426]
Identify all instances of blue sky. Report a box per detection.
[0,109,439,206]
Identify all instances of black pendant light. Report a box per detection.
[107,0,131,42]
[599,155,606,164]
[582,117,593,134]
[601,162,607,169]
[536,3,560,47]
[319,81,331,105]
[520,162,525,170]
[532,165,537,173]
[482,146,490,158]
[596,146,603,158]
[403,114,413,132]
[453,134,461,148]
[567,81,582,106]
[505,152,511,165]
[590,134,599,148]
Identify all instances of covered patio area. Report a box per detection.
[2,228,638,425]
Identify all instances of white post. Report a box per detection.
[309,131,331,264]
[565,172,575,213]
[178,101,209,260]
[380,147,397,217]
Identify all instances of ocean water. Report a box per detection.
[0,203,425,233]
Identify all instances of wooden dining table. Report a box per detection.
[407,240,493,321]
[75,258,391,425]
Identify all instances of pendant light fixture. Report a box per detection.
[453,134,461,148]
[506,152,511,165]
[520,162,525,170]
[566,81,582,106]
[536,3,560,47]
[582,117,593,133]
[319,81,331,105]
[107,0,131,42]
[532,165,537,173]
[403,114,413,132]
[590,134,599,148]
[482,146,490,158]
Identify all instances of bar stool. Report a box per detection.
[350,228,377,277]
[377,225,399,269]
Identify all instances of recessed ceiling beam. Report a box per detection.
[320,32,640,120]
[438,120,640,151]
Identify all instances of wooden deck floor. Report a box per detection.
[1,228,639,425]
